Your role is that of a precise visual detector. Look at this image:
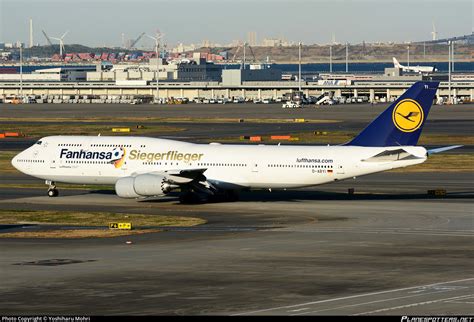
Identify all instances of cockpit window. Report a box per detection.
[35,140,42,145]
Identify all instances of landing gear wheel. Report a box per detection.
[47,189,59,197]
[45,180,58,197]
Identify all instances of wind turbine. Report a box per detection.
[146,30,165,103]
[146,30,164,58]
[50,30,69,56]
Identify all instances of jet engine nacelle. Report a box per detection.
[115,174,178,198]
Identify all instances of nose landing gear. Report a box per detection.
[46,180,59,197]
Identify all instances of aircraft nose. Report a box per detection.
[11,152,21,171]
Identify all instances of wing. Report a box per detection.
[158,168,207,184]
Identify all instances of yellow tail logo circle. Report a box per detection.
[392,99,424,132]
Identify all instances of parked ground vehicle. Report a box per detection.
[130,99,143,105]
[3,95,22,104]
[282,101,301,108]
[217,98,229,104]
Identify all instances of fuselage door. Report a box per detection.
[252,162,259,173]
[336,164,344,174]
[121,160,128,171]
[38,144,55,169]
[49,155,56,169]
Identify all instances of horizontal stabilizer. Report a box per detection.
[362,148,423,162]
[427,145,463,155]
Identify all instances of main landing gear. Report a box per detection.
[46,180,59,197]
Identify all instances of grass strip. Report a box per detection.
[0,229,162,239]
[0,209,206,227]
[0,123,184,137]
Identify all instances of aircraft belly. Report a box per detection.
[208,169,336,189]
[32,174,117,185]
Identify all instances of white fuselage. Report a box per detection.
[393,58,436,74]
[401,65,435,74]
[12,136,427,190]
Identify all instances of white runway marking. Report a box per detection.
[233,277,474,315]
[288,308,310,312]
[290,289,458,315]
[270,227,474,237]
[445,295,474,305]
[353,294,474,315]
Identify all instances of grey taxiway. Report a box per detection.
[0,102,472,315]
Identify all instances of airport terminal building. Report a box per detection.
[0,55,472,104]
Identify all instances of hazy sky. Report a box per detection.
[0,0,472,48]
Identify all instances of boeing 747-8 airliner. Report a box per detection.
[11,82,460,202]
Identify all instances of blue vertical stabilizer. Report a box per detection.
[347,81,439,147]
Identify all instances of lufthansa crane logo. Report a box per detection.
[392,99,424,132]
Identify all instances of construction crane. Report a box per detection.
[231,42,256,67]
[248,45,256,62]
[42,30,53,46]
[129,32,145,49]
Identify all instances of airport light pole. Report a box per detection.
[345,42,349,73]
[451,41,455,72]
[19,43,23,102]
[147,32,164,104]
[329,45,333,73]
[298,42,302,92]
[243,42,246,70]
[407,45,410,67]
[448,41,451,104]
